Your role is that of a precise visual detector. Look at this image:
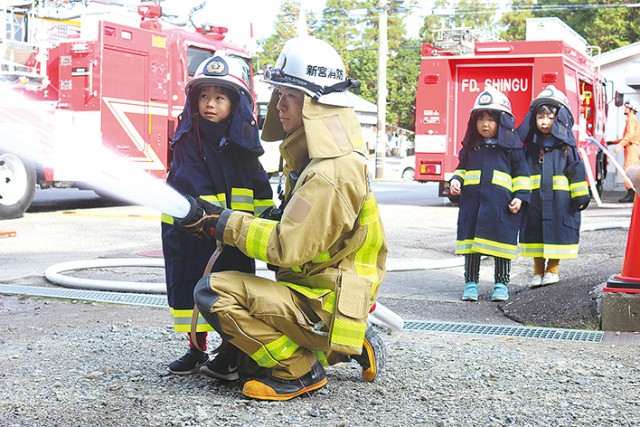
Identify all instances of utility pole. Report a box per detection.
[375,0,387,180]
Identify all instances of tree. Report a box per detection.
[499,0,640,52]
[315,1,418,131]
[255,0,301,73]
[500,0,534,41]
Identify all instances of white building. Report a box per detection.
[594,42,640,191]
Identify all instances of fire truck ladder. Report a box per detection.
[0,0,47,86]
[431,27,500,55]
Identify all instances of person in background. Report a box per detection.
[177,35,387,401]
[449,86,530,302]
[613,100,640,203]
[161,53,274,376]
[517,85,590,287]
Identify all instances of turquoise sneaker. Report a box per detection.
[491,283,509,301]
[462,282,478,301]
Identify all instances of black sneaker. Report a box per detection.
[200,349,241,381]
[167,348,208,375]
[242,360,327,401]
[351,325,386,382]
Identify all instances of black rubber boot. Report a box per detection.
[241,360,327,401]
[619,189,635,203]
[351,325,386,382]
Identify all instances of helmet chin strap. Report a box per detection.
[267,68,359,102]
[312,78,361,101]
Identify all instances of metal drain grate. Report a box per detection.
[0,284,168,307]
[403,320,603,343]
[1,284,604,343]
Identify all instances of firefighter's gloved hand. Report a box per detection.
[177,195,224,240]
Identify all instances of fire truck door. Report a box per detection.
[100,47,166,174]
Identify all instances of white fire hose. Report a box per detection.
[45,257,404,331]
[587,137,637,193]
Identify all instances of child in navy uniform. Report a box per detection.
[161,54,274,375]
[516,85,590,287]
[450,86,530,302]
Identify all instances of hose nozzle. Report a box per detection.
[176,195,204,225]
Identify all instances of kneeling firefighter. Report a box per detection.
[177,35,389,401]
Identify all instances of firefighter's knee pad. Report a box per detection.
[194,275,227,334]
[194,275,220,310]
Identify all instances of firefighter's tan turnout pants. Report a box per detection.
[195,270,336,380]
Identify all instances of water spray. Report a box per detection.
[0,84,194,219]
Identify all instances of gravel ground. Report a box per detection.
[1,297,639,427]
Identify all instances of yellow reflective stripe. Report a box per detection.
[540,243,579,259]
[254,198,275,215]
[311,251,331,264]
[265,335,299,362]
[355,196,383,295]
[519,242,578,258]
[230,187,254,211]
[280,281,336,313]
[323,292,336,313]
[552,175,570,191]
[520,242,578,258]
[492,170,512,192]
[279,281,332,298]
[456,237,517,259]
[519,242,544,258]
[530,174,541,190]
[453,169,466,180]
[358,196,378,226]
[251,335,300,368]
[456,239,474,253]
[464,170,481,185]
[201,194,225,208]
[246,218,277,261]
[161,213,174,225]
[331,317,367,350]
[313,351,329,366]
[512,175,531,192]
[570,181,589,198]
[169,308,214,333]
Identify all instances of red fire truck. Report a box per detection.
[414,20,610,202]
[0,2,254,219]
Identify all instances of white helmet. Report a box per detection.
[530,85,570,111]
[186,53,253,107]
[471,86,513,117]
[624,100,639,113]
[263,36,360,107]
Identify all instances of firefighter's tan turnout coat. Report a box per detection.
[194,93,388,380]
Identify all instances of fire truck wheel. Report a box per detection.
[401,167,415,181]
[0,152,36,219]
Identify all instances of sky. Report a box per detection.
[169,0,327,51]
[164,0,426,52]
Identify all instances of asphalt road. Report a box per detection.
[0,179,634,330]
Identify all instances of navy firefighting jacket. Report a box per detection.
[516,105,590,259]
[451,112,531,260]
[161,92,274,331]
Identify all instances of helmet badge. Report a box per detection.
[205,58,228,76]
[540,87,554,98]
[478,92,493,106]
